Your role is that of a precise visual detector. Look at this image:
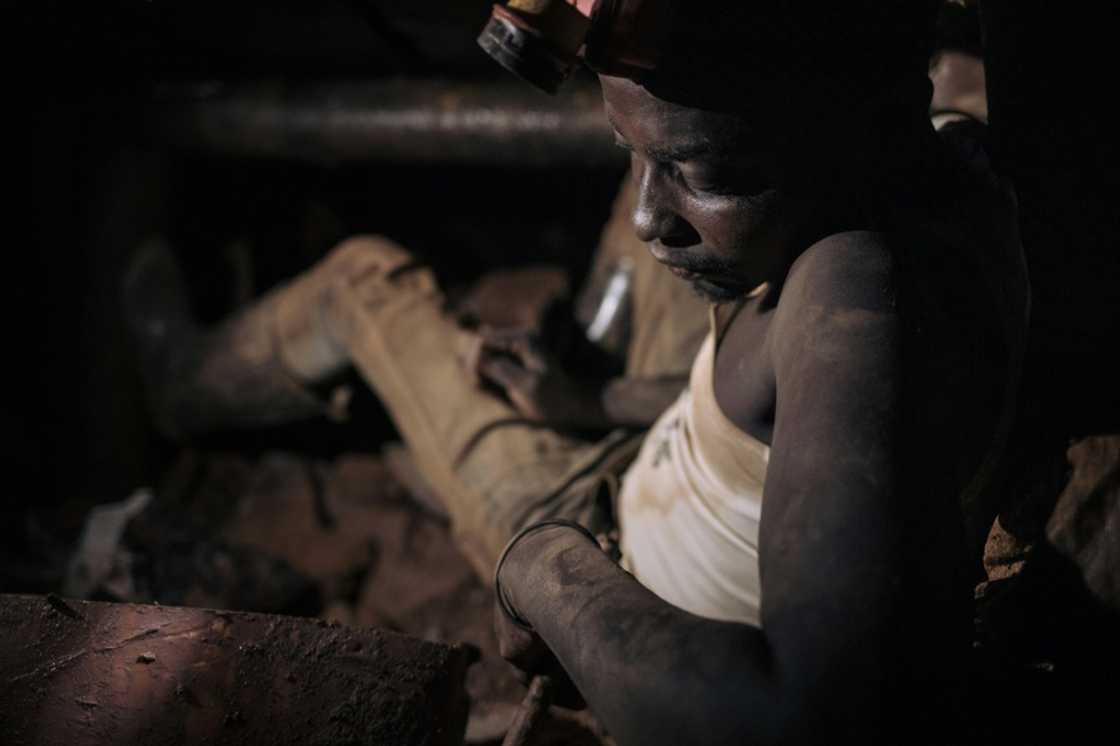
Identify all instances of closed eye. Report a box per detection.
[678,161,774,199]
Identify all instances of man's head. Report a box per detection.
[603,75,811,302]
[594,1,941,301]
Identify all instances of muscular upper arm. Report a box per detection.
[758,234,915,731]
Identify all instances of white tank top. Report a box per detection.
[618,303,770,626]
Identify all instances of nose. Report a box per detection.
[631,164,696,247]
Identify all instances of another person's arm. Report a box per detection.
[495,238,967,745]
[597,376,685,427]
[474,327,685,428]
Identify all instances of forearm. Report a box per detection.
[472,328,685,429]
[503,529,793,746]
[596,376,686,427]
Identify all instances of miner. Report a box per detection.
[481,1,1027,743]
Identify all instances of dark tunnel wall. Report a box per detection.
[981,1,1120,438]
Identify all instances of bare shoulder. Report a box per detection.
[772,232,902,369]
[781,231,898,314]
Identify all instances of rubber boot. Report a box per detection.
[122,236,378,439]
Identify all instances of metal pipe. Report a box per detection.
[148,79,625,167]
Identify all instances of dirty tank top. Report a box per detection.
[618,299,769,626]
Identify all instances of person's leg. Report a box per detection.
[125,176,707,576]
[319,236,627,575]
[325,173,710,573]
[125,234,613,577]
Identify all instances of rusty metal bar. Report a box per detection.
[148,79,624,167]
[0,594,471,745]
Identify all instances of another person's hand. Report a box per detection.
[474,327,607,427]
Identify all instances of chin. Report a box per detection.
[689,276,751,304]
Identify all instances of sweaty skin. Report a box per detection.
[495,75,1010,744]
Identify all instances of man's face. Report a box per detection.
[601,75,826,302]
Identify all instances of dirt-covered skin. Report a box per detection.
[0,594,470,745]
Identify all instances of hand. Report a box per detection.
[474,327,607,427]
[493,595,556,685]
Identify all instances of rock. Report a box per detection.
[0,594,471,745]
[1046,435,1120,611]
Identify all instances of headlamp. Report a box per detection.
[477,0,675,94]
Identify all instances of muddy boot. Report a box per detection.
[123,237,377,439]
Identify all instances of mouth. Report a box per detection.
[649,246,706,279]
[664,264,706,282]
[647,243,674,265]
[649,246,753,302]
[650,248,730,284]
